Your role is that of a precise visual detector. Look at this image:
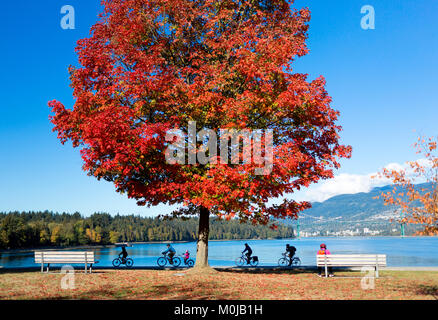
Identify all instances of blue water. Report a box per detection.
[1,237,438,268]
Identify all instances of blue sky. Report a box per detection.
[0,0,437,216]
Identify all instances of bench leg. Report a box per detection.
[375,255,380,278]
[90,264,93,274]
[46,264,50,273]
[41,263,44,273]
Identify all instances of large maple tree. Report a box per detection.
[49,0,351,269]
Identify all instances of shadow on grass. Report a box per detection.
[0,268,38,275]
[416,285,438,300]
[216,268,315,275]
[38,281,236,300]
[215,266,357,276]
[0,269,106,275]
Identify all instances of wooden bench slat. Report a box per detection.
[35,255,95,258]
[35,254,95,256]
[35,252,95,255]
[316,260,386,262]
[316,258,386,260]
[317,260,386,263]
[316,257,386,260]
[35,256,96,259]
[316,256,386,259]
[34,251,94,253]
[35,260,96,262]
[35,259,97,262]
[35,258,96,261]
[317,262,386,264]
[316,258,386,261]
[317,262,387,264]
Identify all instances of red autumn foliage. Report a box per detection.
[49,0,351,266]
[375,137,438,235]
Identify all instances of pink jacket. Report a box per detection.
[317,249,331,255]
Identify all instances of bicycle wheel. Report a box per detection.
[235,257,245,267]
[250,258,259,267]
[278,257,288,267]
[157,257,167,267]
[187,259,194,267]
[112,258,121,268]
[126,258,134,268]
[172,256,181,267]
[291,257,301,267]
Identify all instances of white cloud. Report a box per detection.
[291,158,430,203]
[292,173,388,203]
[383,162,405,171]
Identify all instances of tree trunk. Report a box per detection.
[194,206,210,269]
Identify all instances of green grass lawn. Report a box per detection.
[0,269,437,300]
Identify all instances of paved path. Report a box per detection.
[2,265,438,272]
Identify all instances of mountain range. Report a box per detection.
[284,183,432,236]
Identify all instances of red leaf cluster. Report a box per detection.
[49,0,351,224]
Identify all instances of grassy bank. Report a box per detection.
[0,269,437,300]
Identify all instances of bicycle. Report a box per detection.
[278,253,301,267]
[112,256,134,268]
[235,254,259,267]
[180,255,195,267]
[157,253,181,267]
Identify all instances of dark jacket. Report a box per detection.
[286,246,296,254]
[243,244,252,255]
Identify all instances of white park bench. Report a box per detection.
[316,254,387,278]
[34,251,98,273]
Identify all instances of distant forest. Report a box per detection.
[0,211,295,250]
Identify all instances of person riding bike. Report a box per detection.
[118,245,128,263]
[162,244,176,264]
[183,250,190,264]
[242,243,253,265]
[285,244,297,266]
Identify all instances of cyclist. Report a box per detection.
[184,250,190,264]
[285,244,297,266]
[162,244,176,264]
[119,245,128,263]
[242,243,253,265]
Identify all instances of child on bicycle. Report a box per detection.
[184,250,190,264]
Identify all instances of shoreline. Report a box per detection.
[1,235,437,254]
[0,244,116,255]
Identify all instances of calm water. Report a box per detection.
[1,237,438,268]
